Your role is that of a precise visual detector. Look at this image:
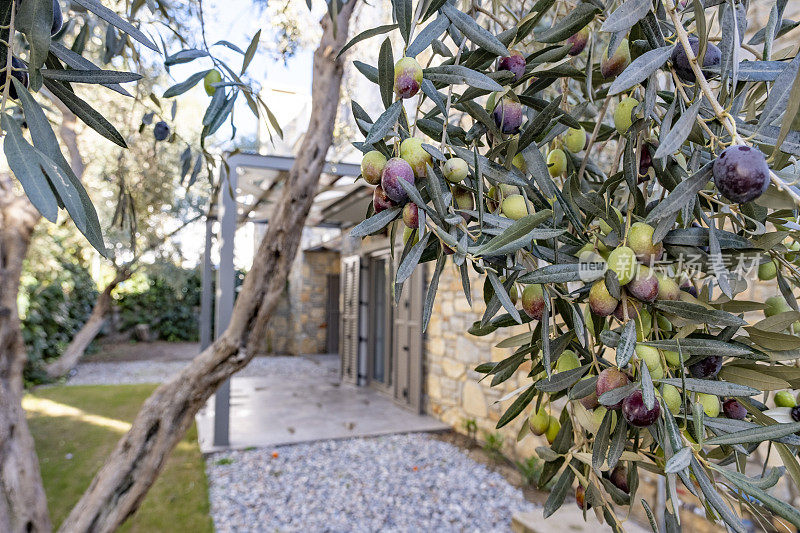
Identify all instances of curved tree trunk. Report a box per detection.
[58,3,357,531]
[0,177,50,533]
[44,268,131,380]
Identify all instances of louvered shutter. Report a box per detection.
[392,265,424,412]
[340,256,360,385]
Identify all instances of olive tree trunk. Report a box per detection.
[0,177,51,533]
[43,268,131,380]
[57,3,357,531]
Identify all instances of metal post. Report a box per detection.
[199,215,215,351]
[213,160,237,447]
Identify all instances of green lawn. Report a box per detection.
[25,384,213,532]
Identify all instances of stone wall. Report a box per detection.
[424,264,551,460]
[261,248,340,355]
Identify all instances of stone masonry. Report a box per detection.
[424,263,551,460]
[261,248,340,355]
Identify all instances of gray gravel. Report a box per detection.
[206,433,535,532]
[66,354,338,385]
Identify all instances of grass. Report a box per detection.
[25,384,213,532]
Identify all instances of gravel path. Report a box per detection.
[66,354,338,385]
[206,433,535,532]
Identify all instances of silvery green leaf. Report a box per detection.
[663,226,751,249]
[616,320,637,368]
[607,417,626,471]
[364,101,402,145]
[72,0,158,51]
[645,162,711,222]
[165,48,208,66]
[354,60,379,83]
[759,52,800,130]
[537,3,600,43]
[164,70,212,98]
[496,385,537,429]
[487,271,522,324]
[569,375,597,400]
[393,0,412,43]
[609,45,673,95]
[474,211,553,256]
[378,38,394,109]
[653,98,702,159]
[543,463,576,518]
[749,19,800,45]
[420,79,447,116]
[642,338,759,359]
[396,232,431,284]
[593,408,613,474]
[665,447,692,474]
[653,300,745,327]
[349,208,401,237]
[407,15,449,57]
[518,263,603,284]
[49,42,133,96]
[704,420,800,445]
[424,65,505,92]
[422,253,445,331]
[599,382,638,407]
[691,457,746,533]
[641,363,655,410]
[657,378,759,397]
[711,466,800,529]
[2,115,58,222]
[601,0,651,33]
[441,3,509,57]
[535,365,589,393]
[704,61,786,82]
[43,78,127,148]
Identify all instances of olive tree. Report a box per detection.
[346,0,800,530]
[0,0,357,530]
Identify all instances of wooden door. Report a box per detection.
[340,256,360,385]
[326,274,340,353]
[392,266,424,413]
[367,254,393,393]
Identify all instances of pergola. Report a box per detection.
[199,151,361,447]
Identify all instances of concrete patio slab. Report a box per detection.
[196,355,448,452]
[512,507,651,533]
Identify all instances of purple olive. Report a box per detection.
[723,398,747,420]
[671,36,722,83]
[373,185,397,213]
[689,356,722,379]
[713,145,770,204]
[596,368,630,410]
[622,390,661,427]
[492,99,523,134]
[497,51,526,82]
[380,157,415,203]
[154,121,170,141]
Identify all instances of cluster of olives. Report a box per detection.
[504,216,760,432]
[604,33,770,204]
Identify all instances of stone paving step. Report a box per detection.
[512,507,651,533]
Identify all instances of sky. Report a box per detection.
[156,0,318,148]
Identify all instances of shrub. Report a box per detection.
[116,265,202,342]
[21,261,98,383]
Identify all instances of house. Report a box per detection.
[200,151,540,458]
[319,182,539,458]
